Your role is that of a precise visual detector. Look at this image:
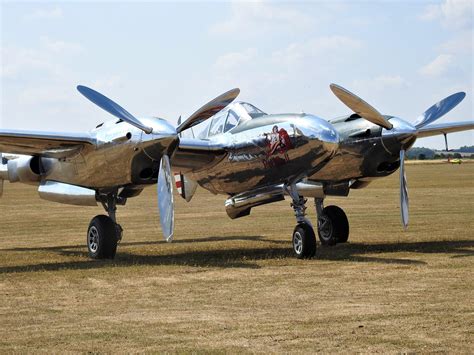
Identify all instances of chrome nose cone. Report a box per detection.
[150,118,179,137]
[382,117,417,154]
[139,117,179,160]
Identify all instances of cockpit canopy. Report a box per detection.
[199,101,266,138]
[239,102,266,119]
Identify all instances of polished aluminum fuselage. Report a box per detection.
[174,114,339,195]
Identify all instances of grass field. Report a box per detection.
[1,164,473,353]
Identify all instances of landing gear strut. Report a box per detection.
[315,198,349,246]
[287,184,316,259]
[87,191,126,259]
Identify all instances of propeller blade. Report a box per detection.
[414,92,466,129]
[77,85,153,134]
[400,150,409,229]
[176,88,240,133]
[330,83,393,130]
[157,154,174,242]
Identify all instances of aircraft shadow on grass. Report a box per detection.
[0,238,473,274]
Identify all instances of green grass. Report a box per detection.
[0,163,473,352]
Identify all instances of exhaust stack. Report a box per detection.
[225,181,325,219]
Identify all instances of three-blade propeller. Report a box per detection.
[77,85,239,241]
[330,83,465,229]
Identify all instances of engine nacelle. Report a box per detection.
[1,155,42,185]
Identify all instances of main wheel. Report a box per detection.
[292,222,317,259]
[87,215,118,259]
[317,205,349,245]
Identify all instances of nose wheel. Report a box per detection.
[292,222,316,259]
[287,183,317,259]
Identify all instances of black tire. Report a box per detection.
[292,222,317,259]
[317,205,349,245]
[87,215,118,259]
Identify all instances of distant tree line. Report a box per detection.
[407,146,474,160]
[457,145,474,153]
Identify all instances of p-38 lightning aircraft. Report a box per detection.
[1,84,472,259]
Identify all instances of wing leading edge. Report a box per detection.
[416,121,474,138]
[171,138,225,173]
[0,129,96,158]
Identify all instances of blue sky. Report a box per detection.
[1,0,472,148]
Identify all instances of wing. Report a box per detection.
[171,138,225,172]
[0,129,96,158]
[416,121,474,138]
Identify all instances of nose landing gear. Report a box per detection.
[292,223,316,259]
[287,188,350,259]
[287,184,317,259]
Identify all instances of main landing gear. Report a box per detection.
[87,192,125,259]
[315,198,349,246]
[287,185,349,259]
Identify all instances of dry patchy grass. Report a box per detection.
[0,164,473,353]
